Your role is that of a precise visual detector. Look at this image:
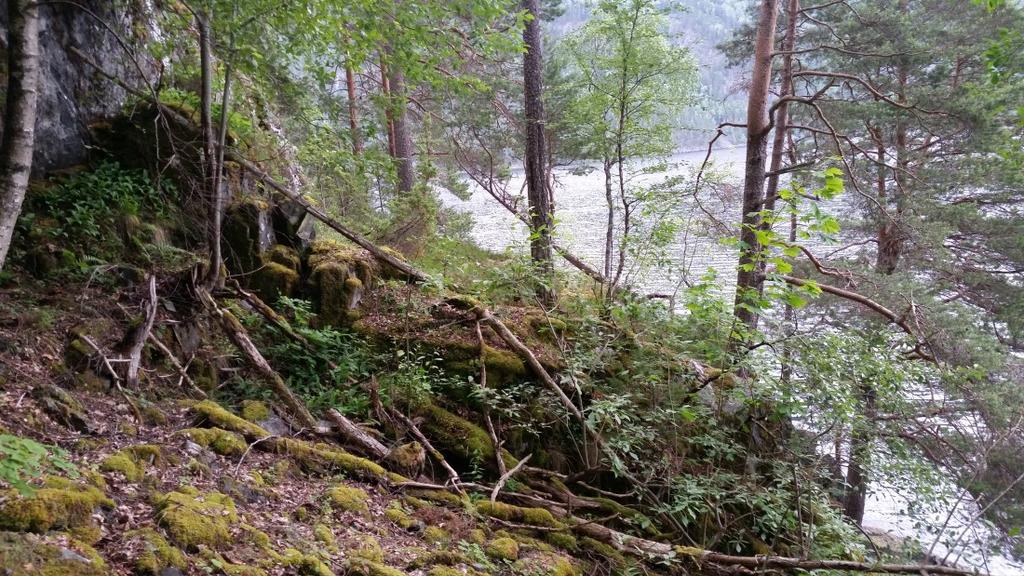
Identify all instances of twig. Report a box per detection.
[389,408,465,494]
[147,333,206,398]
[126,275,158,389]
[80,335,143,422]
[491,453,531,502]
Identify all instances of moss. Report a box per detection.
[267,244,301,270]
[141,404,169,425]
[281,549,335,576]
[0,480,113,532]
[513,554,578,576]
[549,556,578,576]
[155,489,237,550]
[351,534,385,562]
[385,442,425,477]
[346,559,406,576]
[384,503,418,530]
[485,537,519,560]
[419,403,497,469]
[314,523,335,547]
[467,529,487,545]
[251,261,299,303]
[423,526,449,545]
[278,438,392,482]
[407,489,466,508]
[243,524,272,550]
[425,568,462,576]
[544,531,577,551]
[240,400,270,422]
[132,528,188,575]
[328,484,370,515]
[579,537,626,566]
[100,452,143,482]
[181,427,248,456]
[191,400,271,439]
[474,501,561,528]
[0,531,107,576]
[406,551,471,569]
[69,524,102,545]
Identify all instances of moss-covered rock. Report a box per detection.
[266,244,301,270]
[423,526,449,545]
[280,548,334,576]
[131,528,188,575]
[545,531,577,551]
[191,400,271,439]
[384,503,420,531]
[474,501,561,528]
[313,523,335,547]
[277,438,394,482]
[155,489,237,550]
[223,197,274,274]
[406,551,472,569]
[418,403,515,471]
[180,427,247,456]
[328,484,370,515]
[99,445,164,482]
[385,442,425,478]
[346,559,406,576]
[0,478,113,533]
[306,240,376,326]
[350,534,385,562]
[0,531,107,576]
[485,536,519,560]
[251,261,299,303]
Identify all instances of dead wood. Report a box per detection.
[197,286,318,430]
[79,334,144,422]
[125,275,158,388]
[147,332,207,398]
[389,407,465,493]
[491,453,531,502]
[326,408,389,460]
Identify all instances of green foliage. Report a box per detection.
[255,298,380,414]
[0,435,78,495]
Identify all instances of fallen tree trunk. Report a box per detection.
[326,408,389,459]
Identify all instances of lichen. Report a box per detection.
[180,427,248,456]
[240,400,270,422]
[485,537,519,560]
[474,501,561,528]
[328,484,370,515]
[191,400,271,439]
[131,528,188,575]
[155,488,237,550]
[0,479,113,533]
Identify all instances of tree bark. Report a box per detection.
[346,57,362,155]
[388,64,416,194]
[843,382,876,525]
[196,11,220,285]
[0,0,41,271]
[522,0,555,304]
[733,0,780,330]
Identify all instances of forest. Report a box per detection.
[0,0,1021,575]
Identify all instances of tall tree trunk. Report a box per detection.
[761,0,797,227]
[380,54,396,158]
[522,0,555,305]
[0,0,41,271]
[206,5,236,290]
[843,383,876,526]
[346,57,362,155]
[388,65,415,194]
[733,0,780,331]
[876,2,909,275]
[197,11,219,283]
[603,156,614,287]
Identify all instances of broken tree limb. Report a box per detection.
[197,287,318,430]
[147,333,206,398]
[125,275,158,389]
[80,334,144,422]
[326,408,389,460]
[389,407,465,493]
[491,453,531,502]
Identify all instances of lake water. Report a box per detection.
[441,143,1024,575]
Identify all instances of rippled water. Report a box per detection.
[441,144,1023,575]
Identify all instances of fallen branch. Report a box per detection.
[125,275,158,388]
[147,333,207,398]
[80,335,143,422]
[197,287,319,430]
[475,320,507,477]
[326,408,389,460]
[389,408,465,493]
[491,453,531,502]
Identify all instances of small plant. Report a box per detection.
[0,434,78,494]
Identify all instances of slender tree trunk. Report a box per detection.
[206,5,236,290]
[761,0,797,226]
[197,11,219,282]
[843,383,876,526]
[522,0,554,304]
[876,2,909,275]
[733,0,780,331]
[0,0,41,271]
[388,64,416,194]
[346,57,362,155]
[603,157,614,286]
[380,54,396,158]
